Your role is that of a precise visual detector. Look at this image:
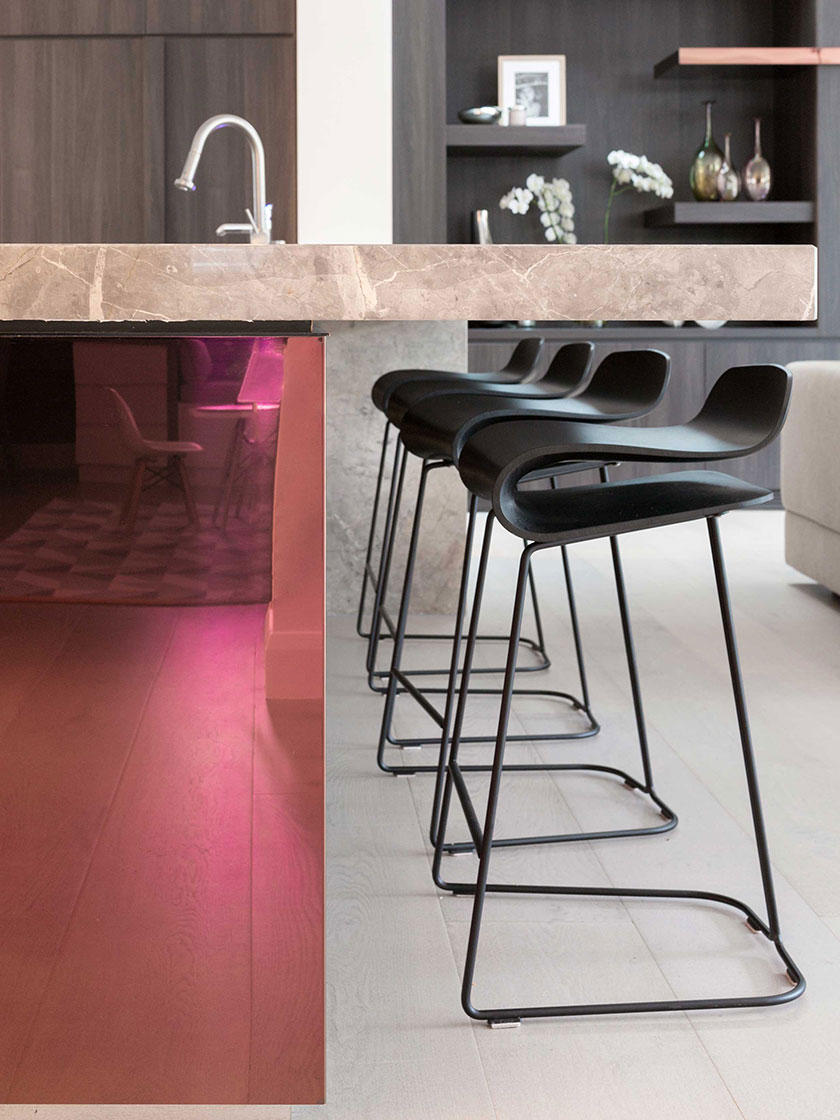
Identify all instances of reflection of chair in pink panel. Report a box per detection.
[191,338,284,530]
[106,387,202,534]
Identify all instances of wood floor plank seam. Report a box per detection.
[5,608,183,1094]
[403,778,502,1120]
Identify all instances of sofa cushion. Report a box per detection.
[782,361,840,535]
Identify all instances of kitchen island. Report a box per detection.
[0,241,817,1106]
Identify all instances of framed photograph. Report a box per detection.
[497,55,566,126]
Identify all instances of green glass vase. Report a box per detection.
[690,100,724,201]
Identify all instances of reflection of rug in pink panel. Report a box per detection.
[0,498,272,604]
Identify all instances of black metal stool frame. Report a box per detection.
[424,476,675,850]
[432,514,804,1025]
[374,456,599,767]
[359,424,553,693]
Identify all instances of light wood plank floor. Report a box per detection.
[304,510,840,1120]
[0,603,321,1108]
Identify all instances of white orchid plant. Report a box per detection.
[499,174,577,244]
[604,150,673,243]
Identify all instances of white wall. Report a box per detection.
[296,0,393,244]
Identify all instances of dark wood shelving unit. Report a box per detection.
[654,45,840,78]
[446,123,586,155]
[645,201,815,227]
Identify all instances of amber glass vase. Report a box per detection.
[690,100,724,201]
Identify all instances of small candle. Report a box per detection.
[508,105,527,127]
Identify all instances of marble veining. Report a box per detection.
[0,242,817,322]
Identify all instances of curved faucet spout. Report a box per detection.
[174,114,272,244]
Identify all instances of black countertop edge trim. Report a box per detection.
[0,320,322,337]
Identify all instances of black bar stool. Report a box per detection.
[365,342,597,702]
[374,348,670,769]
[432,364,805,1025]
[358,337,548,640]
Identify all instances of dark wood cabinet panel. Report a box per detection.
[164,36,296,243]
[0,1,144,35]
[393,0,447,243]
[0,1,295,37]
[146,0,294,35]
[0,37,164,242]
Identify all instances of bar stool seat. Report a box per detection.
[487,468,772,542]
[383,341,595,426]
[396,347,669,462]
[371,337,546,414]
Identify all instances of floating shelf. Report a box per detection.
[654,46,840,78]
[644,201,815,227]
[445,124,586,155]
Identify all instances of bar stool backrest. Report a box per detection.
[688,363,792,451]
[499,337,545,381]
[573,348,670,415]
[539,342,595,394]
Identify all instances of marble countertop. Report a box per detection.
[0,242,817,323]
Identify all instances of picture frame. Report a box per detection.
[497,55,567,127]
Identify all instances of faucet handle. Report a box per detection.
[216,222,253,237]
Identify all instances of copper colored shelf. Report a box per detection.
[655,46,840,77]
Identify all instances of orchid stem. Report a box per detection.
[604,181,633,244]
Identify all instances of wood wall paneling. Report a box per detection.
[392,0,447,242]
[143,35,167,242]
[165,36,297,243]
[814,1,840,335]
[444,0,792,247]
[0,1,295,36]
[0,1,145,36]
[145,0,295,35]
[0,37,164,242]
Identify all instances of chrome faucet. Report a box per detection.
[174,114,273,244]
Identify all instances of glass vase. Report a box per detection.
[744,117,772,201]
[716,133,741,201]
[690,100,724,201]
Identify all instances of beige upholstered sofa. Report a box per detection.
[782,361,840,595]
